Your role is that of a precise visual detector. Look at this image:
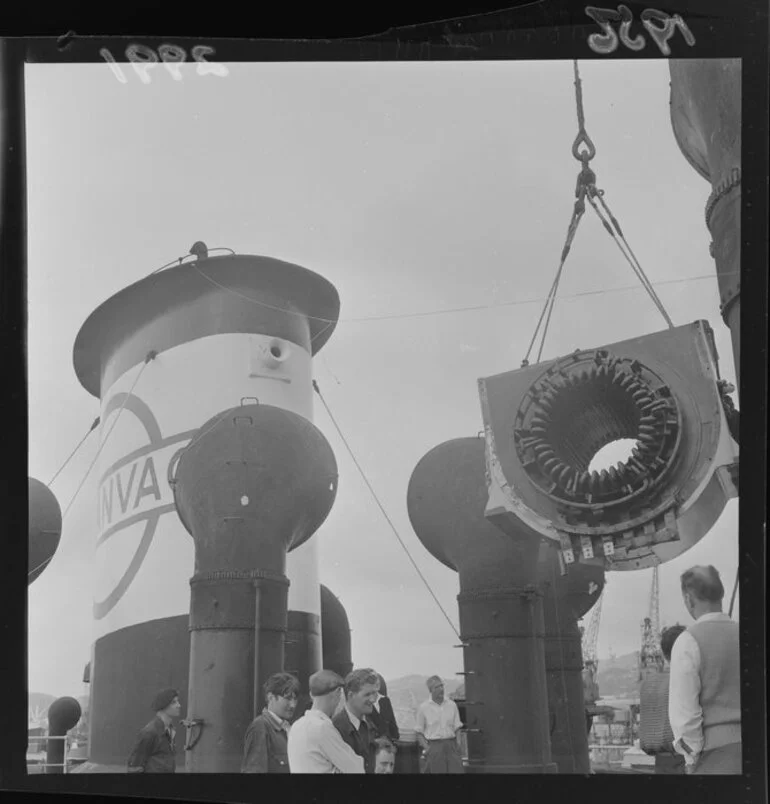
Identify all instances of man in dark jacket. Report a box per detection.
[242,672,300,773]
[127,688,182,773]
[332,668,379,773]
[369,674,400,742]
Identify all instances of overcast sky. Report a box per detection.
[26,58,738,699]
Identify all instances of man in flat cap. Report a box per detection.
[127,688,182,773]
[669,565,741,774]
[286,670,365,773]
[415,676,464,773]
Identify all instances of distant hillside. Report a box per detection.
[384,653,641,722]
[386,675,462,729]
[28,692,56,716]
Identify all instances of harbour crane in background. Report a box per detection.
[638,566,665,680]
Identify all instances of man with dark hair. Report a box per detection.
[669,565,741,774]
[639,625,687,774]
[369,674,400,742]
[241,672,300,773]
[127,688,182,773]
[373,736,397,774]
[332,668,379,773]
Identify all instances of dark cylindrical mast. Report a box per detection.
[669,59,741,388]
[539,551,604,773]
[408,437,556,773]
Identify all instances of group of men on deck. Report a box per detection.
[127,668,464,774]
[126,565,741,775]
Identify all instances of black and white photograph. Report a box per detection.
[2,6,766,800]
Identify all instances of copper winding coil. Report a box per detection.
[516,351,681,506]
[619,375,636,390]
[539,395,556,413]
[556,465,573,485]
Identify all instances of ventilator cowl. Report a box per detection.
[173,403,338,574]
[28,477,62,585]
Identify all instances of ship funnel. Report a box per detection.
[172,402,337,772]
[285,583,353,723]
[407,437,556,773]
[320,584,353,679]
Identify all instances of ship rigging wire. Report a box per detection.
[30,353,156,579]
[190,256,731,327]
[46,416,101,488]
[312,378,461,641]
[62,355,155,517]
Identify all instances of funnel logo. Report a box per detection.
[94,392,196,620]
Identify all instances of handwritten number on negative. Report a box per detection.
[585,6,695,56]
[126,44,159,85]
[100,44,229,84]
[158,44,187,81]
[640,9,696,56]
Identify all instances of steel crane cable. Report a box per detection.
[312,378,461,641]
[522,61,596,366]
[523,192,587,367]
[586,193,674,329]
[574,57,673,329]
[522,60,676,367]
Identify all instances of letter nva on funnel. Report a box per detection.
[72,249,339,768]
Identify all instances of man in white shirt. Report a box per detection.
[286,669,365,774]
[414,675,464,774]
[668,565,741,774]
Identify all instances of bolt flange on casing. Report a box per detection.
[478,321,738,570]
